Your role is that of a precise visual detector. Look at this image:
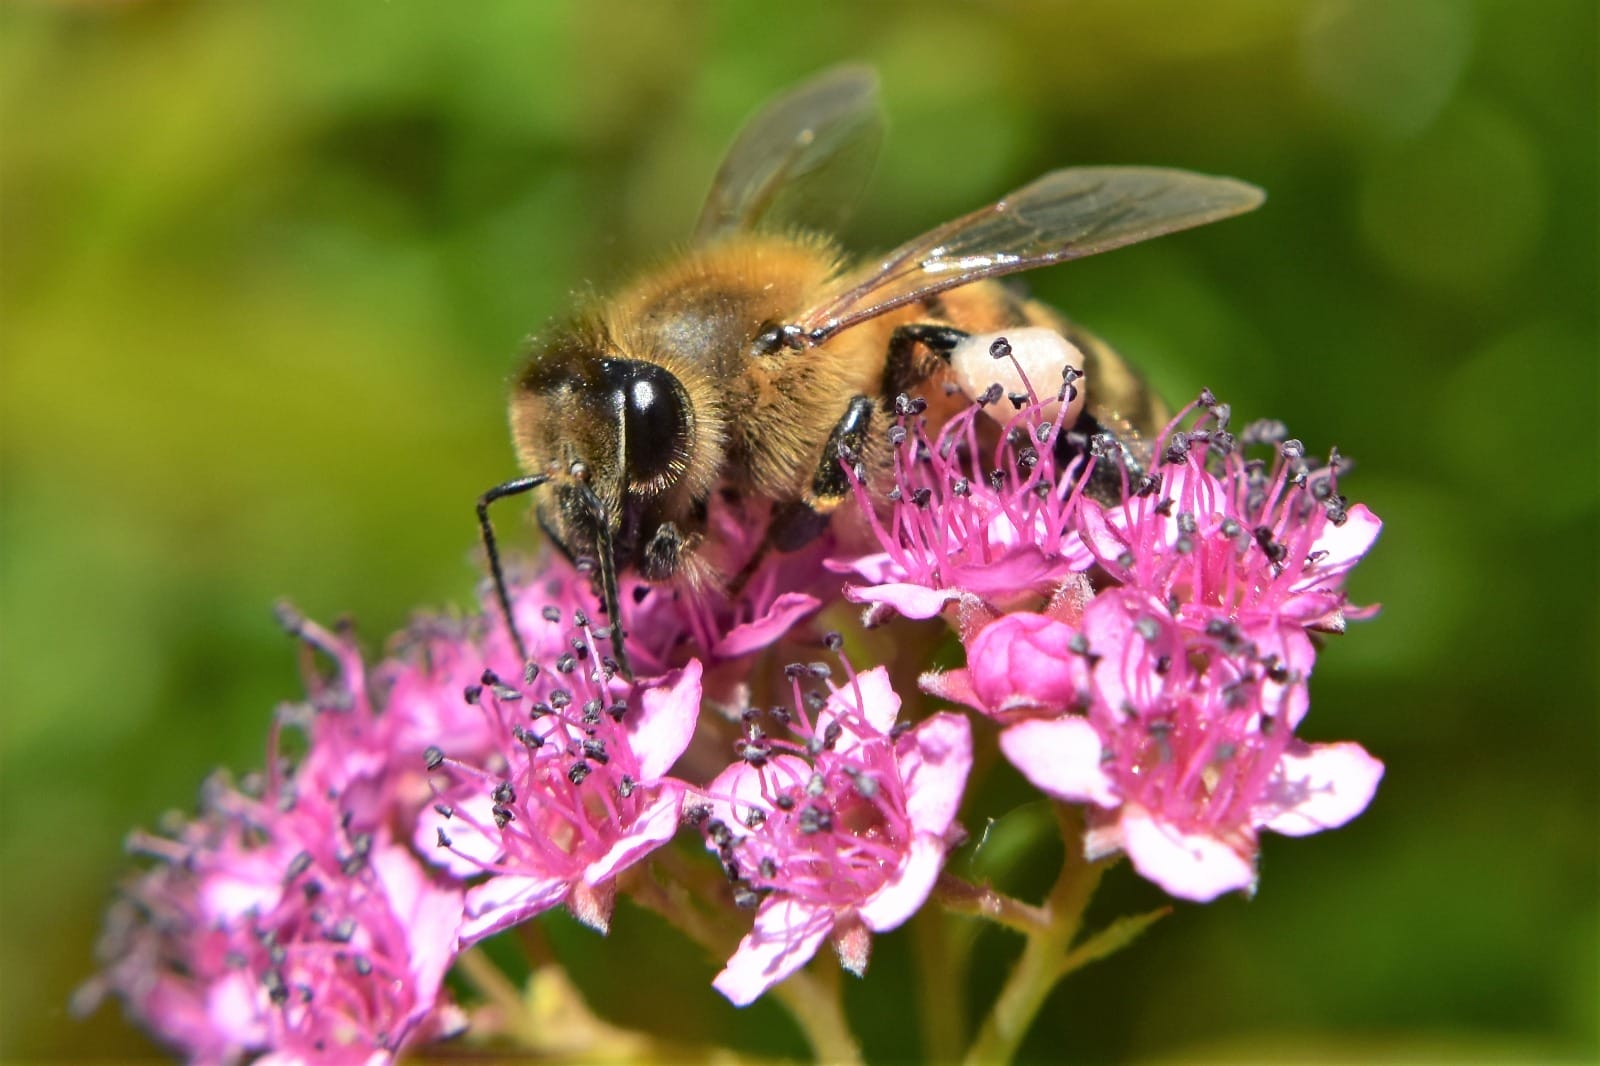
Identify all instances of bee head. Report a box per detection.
[510,330,695,567]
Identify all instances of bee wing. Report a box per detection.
[693,65,885,243]
[794,167,1265,344]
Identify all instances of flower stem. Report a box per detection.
[913,906,967,1060]
[960,805,1108,1066]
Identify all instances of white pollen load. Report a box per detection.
[949,327,1086,428]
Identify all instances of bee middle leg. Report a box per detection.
[881,324,968,405]
[730,395,875,594]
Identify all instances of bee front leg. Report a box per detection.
[881,324,968,405]
[639,520,697,583]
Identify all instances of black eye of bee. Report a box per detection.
[600,359,689,487]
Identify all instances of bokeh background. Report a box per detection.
[2,1,1594,1061]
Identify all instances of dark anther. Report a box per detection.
[491,683,521,702]
[979,383,1004,405]
[423,747,445,771]
[567,761,592,786]
[491,781,515,805]
[492,805,514,829]
[888,425,907,446]
[548,688,572,710]
[1199,387,1217,407]
[541,606,561,623]
[886,487,902,502]
[523,661,541,685]
[952,477,970,497]
[823,631,844,651]
[327,918,356,944]
[582,738,609,765]
[555,654,576,674]
[433,803,454,818]
[775,794,796,811]
[1164,433,1191,465]
[807,662,832,679]
[618,775,635,799]
[273,601,305,637]
[784,662,807,681]
[798,805,833,834]
[435,828,452,848]
[285,851,313,883]
[822,721,843,750]
[1134,616,1160,642]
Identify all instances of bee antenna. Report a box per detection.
[476,474,550,667]
[574,483,633,681]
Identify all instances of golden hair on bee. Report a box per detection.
[478,65,1264,677]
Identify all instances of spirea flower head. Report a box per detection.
[697,656,972,1006]
[918,387,1385,901]
[994,594,1382,900]
[419,606,702,942]
[81,717,465,1064]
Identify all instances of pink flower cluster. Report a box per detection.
[79,616,467,1064]
[908,392,1385,899]
[86,363,1384,1060]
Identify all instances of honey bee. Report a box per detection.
[478,66,1263,675]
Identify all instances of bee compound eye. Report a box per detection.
[614,361,690,487]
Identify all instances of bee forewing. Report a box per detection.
[797,167,1266,343]
[692,64,886,244]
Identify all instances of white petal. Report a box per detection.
[858,834,944,932]
[1121,809,1256,902]
[631,660,703,781]
[712,897,833,1007]
[1258,741,1385,837]
[999,717,1119,808]
[899,713,973,836]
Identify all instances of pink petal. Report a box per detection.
[715,593,822,658]
[418,793,502,878]
[460,874,570,946]
[630,660,703,781]
[702,756,808,834]
[858,833,944,932]
[918,668,986,713]
[944,546,1078,602]
[200,851,285,923]
[966,612,1088,713]
[823,551,899,583]
[999,717,1119,808]
[585,784,684,884]
[1310,504,1382,571]
[821,665,901,743]
[844,581,961,620]
[713,897,833,1007]
[898,713,973,837]
[1257,741,1384,837]
[1120,809,1257,902]
[370,843,463,1007]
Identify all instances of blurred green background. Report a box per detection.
[2,1,1594,1061]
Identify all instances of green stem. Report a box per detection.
[960,806,1108,1066]
[913,905,966,1061]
